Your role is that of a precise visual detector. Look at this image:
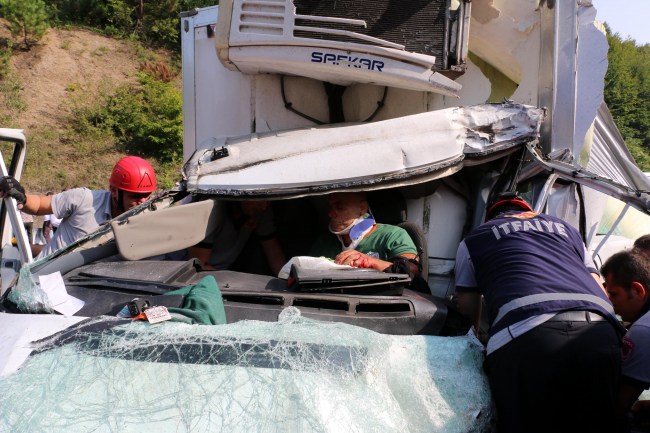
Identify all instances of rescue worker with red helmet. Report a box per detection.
[108,155,157,215]
[454,191,624,433]
[0,156,156,259]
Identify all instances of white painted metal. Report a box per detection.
[215,0,462,96]
[0,129,32,265]
[184,103,542,192]
[526,142,650,216]
[533,173,559,213]
[407,184,467,299]
[453,0,471,70]
[539,2,607,159]
[185,110,463,190]
[181,6,254,162]
[0,313,85,376]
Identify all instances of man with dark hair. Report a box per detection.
[601,250,650,429]
[454,192,623,433]
[0,156,157,259]
[634,234,650,257]
[187,200,287,276]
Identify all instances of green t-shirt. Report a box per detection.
[310,224,417,260]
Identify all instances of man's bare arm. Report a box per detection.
[22,194,54,215]
[261,237,286,276]
[187,246,215,270]
[618,382,645,418]
[335,250,417,272]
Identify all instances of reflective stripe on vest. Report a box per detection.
[492,293,615,328]
[487,313,557,355]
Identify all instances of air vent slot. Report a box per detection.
[293,298,349,311]
[356,302,411,313]
[222,295,284,305]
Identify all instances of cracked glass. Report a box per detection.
[0,307,493,432]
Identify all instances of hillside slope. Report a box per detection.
[13,28,139,131]
[1,27,177,193]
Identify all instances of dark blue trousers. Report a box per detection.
[485,319,622,433]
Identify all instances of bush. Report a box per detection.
[0,0,50,49]
[82,71,183,164]
[49,0,217,51]
[0,44,25,125]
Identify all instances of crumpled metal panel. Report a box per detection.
[184,102,543,195]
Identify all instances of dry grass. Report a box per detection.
[140,61,175,82]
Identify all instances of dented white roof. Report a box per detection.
[183,102,544,194]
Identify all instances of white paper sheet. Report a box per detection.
[278,256,353,279]
[38,272,85,316]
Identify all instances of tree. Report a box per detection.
[49,0,217,51]
[0,0,50,49]
[604,26,650,171]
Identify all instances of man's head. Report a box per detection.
[240,200,270,217]
[485,191,534,221]
[634,234,650,258]
[109,156,157,216]
[326,192,369,233]
[601,250,650,322]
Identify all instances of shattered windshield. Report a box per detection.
[0,308,493,432]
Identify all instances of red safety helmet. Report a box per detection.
[485,192,534,221]
[109,156,157,193]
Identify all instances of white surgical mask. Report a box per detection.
[329,215,364,235]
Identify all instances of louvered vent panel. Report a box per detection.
[293,0,449,69]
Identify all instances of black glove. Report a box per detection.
[0,176,26,206]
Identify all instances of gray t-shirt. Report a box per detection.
[37,188,112,259]
[206,204,276,269]
[622,309,650,388]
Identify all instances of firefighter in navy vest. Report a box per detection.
[454,192,622,433]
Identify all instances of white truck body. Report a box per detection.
[179,0,650,296]
[0,2,647,430]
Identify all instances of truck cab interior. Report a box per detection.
[2,151,524,339]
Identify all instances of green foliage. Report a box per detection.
[105,72,183,163]
[49,0,217,51]
[0,45,25,125]
[75,71,183,166]
[0,0,50,49]
[604,27,650,171]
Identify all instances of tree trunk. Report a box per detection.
[135,0,145,32]
[22,21,29,49]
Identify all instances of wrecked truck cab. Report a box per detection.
[2,0,650,431]
[0,110,515,431]
[1,101,545,336]
[0,101,540,431]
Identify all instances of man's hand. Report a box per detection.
[0,176,26,208]
[335,250,374,268]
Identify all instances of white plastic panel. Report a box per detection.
[407,184,467,299]
[185,103,543,193]
[182,7,254,161]
[226,45,460,95]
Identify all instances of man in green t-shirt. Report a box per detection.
[310,192,419,273]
